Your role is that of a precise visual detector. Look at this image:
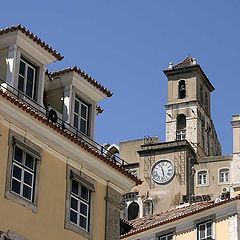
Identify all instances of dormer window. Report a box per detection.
[178,80,186,99]
[74,97,89,135]
[18,58,37,100]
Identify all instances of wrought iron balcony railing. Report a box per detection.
[0,79,129,168]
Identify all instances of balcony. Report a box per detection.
[0,79,130,169]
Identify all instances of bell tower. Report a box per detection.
[163,56,221,158]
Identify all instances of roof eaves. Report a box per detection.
[50,66,113,97]
[0,90,141,185]
[0,24,63,61]
[120,196,240,238]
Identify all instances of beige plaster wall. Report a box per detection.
[194,157,232,199]
[176,230,195,240]
[215,218,229,240]
[0,122,106,240]
[45,88,64,114]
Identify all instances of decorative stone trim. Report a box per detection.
[5,129,41,212]
[0,230,28,240]
[64,165,96,239]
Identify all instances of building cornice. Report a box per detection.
[0,90,142,189]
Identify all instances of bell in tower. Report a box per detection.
[163,56,221,158]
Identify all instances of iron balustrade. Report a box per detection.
[0,79,129,168]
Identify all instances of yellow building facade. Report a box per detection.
[0,25,140,240]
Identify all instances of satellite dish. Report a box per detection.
[128,201,139,220]
[48,109,58,123]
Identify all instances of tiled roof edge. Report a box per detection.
[0,24,63,61]
[50,66,113,97]
[120,196,240,238]
[0,90,141,185]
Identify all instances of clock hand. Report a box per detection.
[160,166,165,177]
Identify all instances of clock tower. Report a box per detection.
[163,56,221,158]
[120,57,223,219]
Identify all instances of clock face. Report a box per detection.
[151,160,174,184]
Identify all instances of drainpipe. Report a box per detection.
[104,181,109,240]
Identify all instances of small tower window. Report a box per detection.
[178,80,186,99]
[127,201,139,220]
[176,114,186,140]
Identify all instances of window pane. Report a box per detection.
[23,185,32,200]
[26,67,34,97]
[71,196,78,211]
[199,224,205,238]
[81,185,89,201]
[74,100,79,114]
[19,60,25,76]
[81,104,87,119]
[70,210,78,224]
[206,222,212,236]
[24,171,33,186]
[14,146,23,163]
[12,179,21,194]
[71,180,79,195]
[25,153,34,170]
[74,114,79,129]
[13,165,22,180]
[18,76,25,92]
[167,236,173,240]
[80,202,88,216]
[79,215,87,229]
[80,119,87,134]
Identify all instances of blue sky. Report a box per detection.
[1,1,240,154]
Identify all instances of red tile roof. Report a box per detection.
[174,56,194,69]
[163,56,215,92]
[0,24,63,61]
[120,196,240,238]
[0,89,141,185]
[50,66,113,97]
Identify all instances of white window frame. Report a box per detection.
[11,145,36,202]
[65,166,96,239]
[69,179,90,231]
[18,58,36,99]
[5,130,41,212]
[176,130,186,140]
[219,168,229,184]
[73,97,89,136]
[156,229,175,240]
[159,233,173,240]
[197,170,209,186]
[197,220,213,240]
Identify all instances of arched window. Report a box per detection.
[178,80,186,99]
[127,201,139,220]
[176,114,186,140]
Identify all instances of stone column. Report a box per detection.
[5,44,17,87]
[62,84,72,123]
[37,64,46,106]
